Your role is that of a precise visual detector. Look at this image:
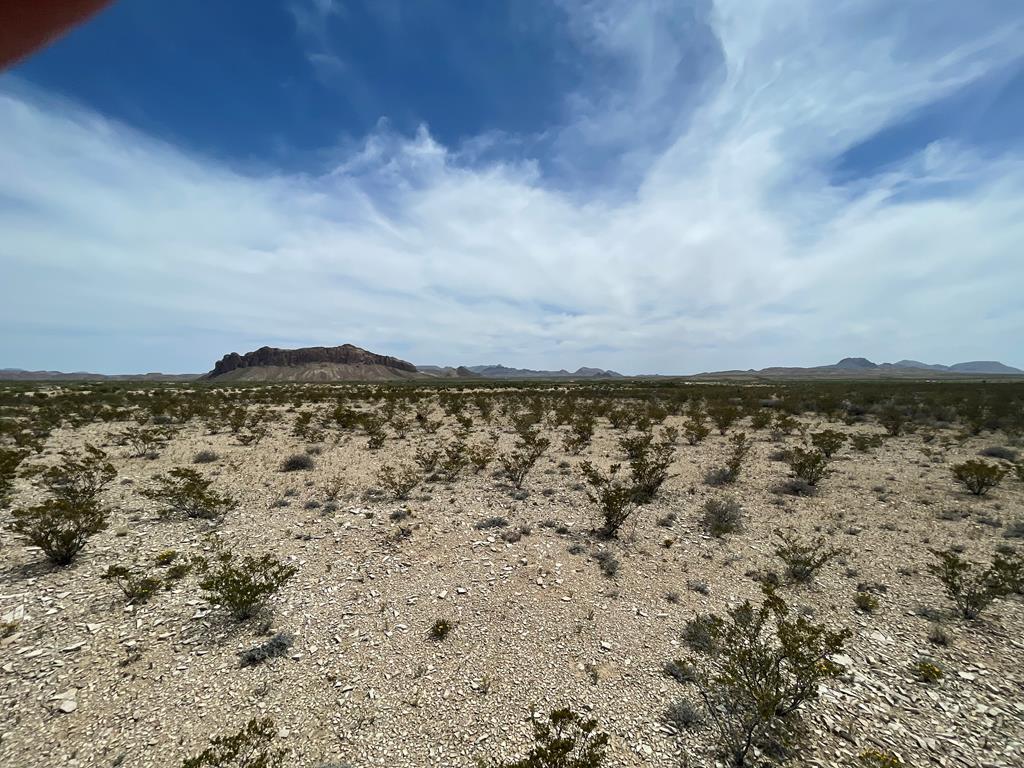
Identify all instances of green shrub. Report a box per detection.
[859,748,903,767]
[467,439,497,472]
[499,437,549,489]
[414,444,441,474]
[706,433,751,486]
[929,548,1022,618]
[625,429,676,503]
[195,542,297,621]
[702,496,743,537]
[810,429,846,458]
[0,447,29,505]
[853,591,879,613]
[430,617,453,640]
[580,462,635,537]
[774,530,845,584]
[685,586,850,766]
[951,460,1007,496]
[117,425,173,458]
[492,708,608,768]
[181,717,285,768]
[378,463,421,500]
[850,434,883,453]
[787,448,830,486]
[683,417,711,445]
[102,564,162,604]
[911,659,944,684]
[142,468,236,521]
[749,410,772,431]
[709,404,740,435]
[9,446,115,565]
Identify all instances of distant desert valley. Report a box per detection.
[1,345,1022,768]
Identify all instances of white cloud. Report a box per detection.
[2,0,1023,373]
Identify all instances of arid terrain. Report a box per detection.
[1,379,1022,768]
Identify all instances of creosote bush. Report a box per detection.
[142,467,236,521]
[684,585,850,766]
[928,548,1023,619]
[499,437,550,489]
[705,433,751,486]
[181,717,285,768]
[9,445,115,565]
[950,460,1007,496]
[195,541,297,621]
[579,462,636,537]
[702,496,743,537]
[378,462,422,500]
[810,429,846,458]
[490,708,609,768]
[786,447,830,486]
[102,564,162,604]
[774,530,845,584]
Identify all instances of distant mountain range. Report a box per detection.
[1,352,1019,382]
[695,357,1023,379]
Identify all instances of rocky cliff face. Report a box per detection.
[208,345,418,378]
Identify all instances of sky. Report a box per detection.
[1,0,1023,375]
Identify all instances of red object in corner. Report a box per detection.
[0,1,114,70]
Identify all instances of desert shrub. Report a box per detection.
[663,698,704,731]
[927,623,951,646]
[685,587,850,766]
[363,414,387,449]
[626,429,676,503]
[281,453,314,472]
[979,445,1017,462]
[683,417,711,445]
[493,708,608,768]
[9,446,115,565]
[154,549,178,566]
[0,446,28,505]
[786,447,830,486]
[467,439,498,472]
[771,412,799,436]
[194,450,220,464]
[181,717,285,768]
[414,444,441,474]
[702,496,743,537]
[850,434,883,453]
[476,516,509,530]
[563,413,596,454]
[7,499,106,566]
[853,591,879,613]
[102,565,162,604]
[142,468,236,521]
[749,410,773,430]
[1005,519,1024,539]
[709,404,740,435]
[437,440,468,481]
[951,460,1006,496]
[117,424,173,458]
[430,617,452,640]
[705,433,751,486]
[378,463,421,500]
[929,548,1023,618]
[911,659,944,684]
[579,462,636,537]
[810,429,846,458]
[499,437,550,489]
[195,543,297,621]
[878,405,909,436]
[774,530,845,584]
[239,632,293,667]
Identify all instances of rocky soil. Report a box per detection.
[1,399,1022,767]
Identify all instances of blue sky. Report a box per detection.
[2,0,1023,374]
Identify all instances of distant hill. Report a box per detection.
[0,368,198,382]
[465,364,623,379]
[694,358,1023,380]
[205,344,457,382]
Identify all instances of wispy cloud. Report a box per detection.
[2,0,1023,373]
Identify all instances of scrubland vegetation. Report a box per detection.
[1,378,1023,766]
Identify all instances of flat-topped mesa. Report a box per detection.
[208,344,418,378]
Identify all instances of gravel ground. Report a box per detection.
[1,403,1022,767]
